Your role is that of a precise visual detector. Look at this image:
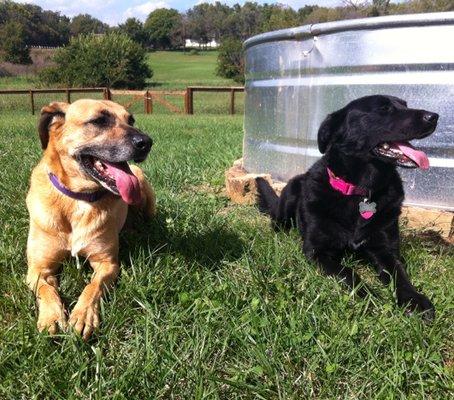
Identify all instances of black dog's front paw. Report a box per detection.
[397,290,435,322]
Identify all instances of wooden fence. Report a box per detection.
[0,86,245,115]
[0,87,108,115]
[185,86,245,115]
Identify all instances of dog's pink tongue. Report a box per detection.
[103,161,141,205]
[395,142,430,170]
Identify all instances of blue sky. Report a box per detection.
[17,0,344,25]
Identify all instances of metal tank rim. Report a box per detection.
[243,11,454,50]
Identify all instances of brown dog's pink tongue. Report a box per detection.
[103,161,141,205]
[395,142,430,170]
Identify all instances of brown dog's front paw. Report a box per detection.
[69,301,100,340]
[37,302,67,335]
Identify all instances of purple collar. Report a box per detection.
[48,173,107,202]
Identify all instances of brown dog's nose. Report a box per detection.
[423,112,438,124]
[131,133,152,153]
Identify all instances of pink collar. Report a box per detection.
[327,168,368,197]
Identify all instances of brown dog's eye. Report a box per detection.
[88,115,108,126]
[128,115,135,126]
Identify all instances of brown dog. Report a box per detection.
[26,99,156,340]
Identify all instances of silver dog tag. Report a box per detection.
[359,198,376,219]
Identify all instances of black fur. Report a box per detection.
[256,95,438,320]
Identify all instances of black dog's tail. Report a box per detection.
[256,177,299,231]
[255,177,279,220]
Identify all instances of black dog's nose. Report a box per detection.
[131,133,152,152]
[423,112,438,124]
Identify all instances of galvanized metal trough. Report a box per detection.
[243,12,454,211]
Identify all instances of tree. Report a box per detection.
[144,8,182,49]
[117,18,148,47]
[298,5,319,23]
[0,1,70,47]
[185,4,213,45]
[70,14,109,37]
[216,38,244,83]
[0,21,32,64]
[39,33,152,89]
[230,2,264,40]
[303,7,333,24]
[261,4,299,32]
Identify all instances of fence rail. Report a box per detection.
[185,86,244,115]
[0,87,108,115]
[0,86,245,115]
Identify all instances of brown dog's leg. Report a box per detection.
[69,253,119,340]
[27,234,68,334]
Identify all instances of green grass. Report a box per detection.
[0,111,453,399]
[0,75,36,89]
[147,51,233,89]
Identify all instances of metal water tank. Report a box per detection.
[243,12,454,210]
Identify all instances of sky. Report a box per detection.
[16,0,345,25]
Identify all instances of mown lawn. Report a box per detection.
[0,111,453,399]
[147,51,233,89]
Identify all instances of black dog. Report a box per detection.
[256,95,438,319]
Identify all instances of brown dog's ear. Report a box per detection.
[38,102,69,149]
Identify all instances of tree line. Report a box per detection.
[1,0,453,63]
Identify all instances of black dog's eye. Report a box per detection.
[380,105,394,113]
[88,115,108,126]
[127,115,135,126]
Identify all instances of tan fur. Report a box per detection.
[26,99,156,340]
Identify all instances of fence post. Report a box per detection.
[29,90,35,115]
[144,90,152,114]
[185,87,193,115]
[229,89,235,115]
[103,88,112,100]
[66,89,71,103]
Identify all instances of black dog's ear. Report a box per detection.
[317,108,347,154]
[38,102,68,149]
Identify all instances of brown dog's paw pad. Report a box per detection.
[69,302,100,341]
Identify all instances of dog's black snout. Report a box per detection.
[131,133,152,152]
[423,112,438,124]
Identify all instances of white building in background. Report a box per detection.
[185,38,219,49]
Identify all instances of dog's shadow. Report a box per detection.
[403,229,453,254]
[119,209,245,271]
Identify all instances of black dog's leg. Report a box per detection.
[303,242,369,298]
[363,245,435,320]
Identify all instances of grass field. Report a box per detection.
[148,51,234,89]
[0,110,453,398]
[0,49,453,398]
